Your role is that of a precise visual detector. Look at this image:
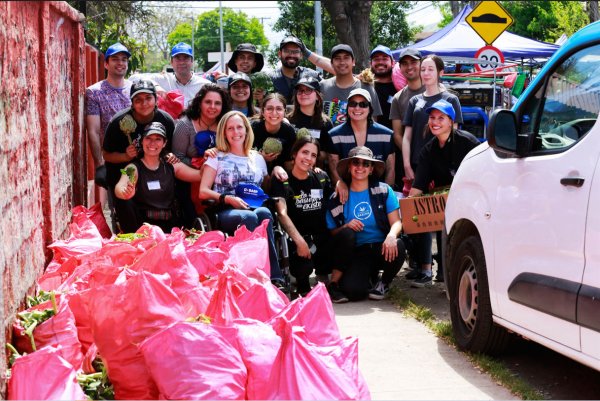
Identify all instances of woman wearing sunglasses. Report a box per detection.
[325,146,406,303]
[327,88,395,205]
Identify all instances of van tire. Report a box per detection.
[449,235,510,355]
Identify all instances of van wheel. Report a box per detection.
[450,235,510,355]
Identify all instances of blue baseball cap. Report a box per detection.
[426,99,456,121]
[105,42,131,59]
[235,183,269,209]
[171,42,193,58]
[370,45,393,59]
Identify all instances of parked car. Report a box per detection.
[443,20,600,372]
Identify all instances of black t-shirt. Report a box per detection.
[413,129,480,192]
[270,170,332,236]
[251,119,297,172]
[132,158,175,211]
[374,81,396,130]
[288,110,334,153]
[103,107,175,187]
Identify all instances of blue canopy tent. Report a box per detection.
[392,5,560,60]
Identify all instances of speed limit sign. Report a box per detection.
[474,45,505,72]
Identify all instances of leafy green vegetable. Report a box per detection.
[262,137,283,154]
[296,128,312,140]
[250,71,274,93]
[119,166,136,183]
[78,357,114,400]
[17,291,57,351]
[114,233,146,242]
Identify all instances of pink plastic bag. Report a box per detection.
[87,271,186,399]
[12,294,83,369]
[140,321,247,400]
[205,269,246,325]
[7,346,87,400]
[46,219,104,267]
[157,89,185,119]
[221,221,270,278]
[72,203,112,239]
[237,279,289,322]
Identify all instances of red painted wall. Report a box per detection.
[0,1,85,393]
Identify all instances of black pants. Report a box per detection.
[332,227,406,301]
[112,188,181,234]
[288,233,331,291]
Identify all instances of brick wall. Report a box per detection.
[0,1,85,393]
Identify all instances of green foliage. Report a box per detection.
[168,8,268,72]
[434,2,455,29]
[500,1,588,43]
[370,1,417,48]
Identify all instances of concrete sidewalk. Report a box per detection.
[333,300,518,400]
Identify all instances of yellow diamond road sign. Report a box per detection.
[466,1,514,45]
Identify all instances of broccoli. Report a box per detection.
[262,137,283,154]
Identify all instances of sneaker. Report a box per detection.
[369,281,389,300]
[327,282,349,303]
[411,273,433,288]
[271,279,286,291]
[405,269,422,280]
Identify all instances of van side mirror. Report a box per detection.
[487,109,518,154]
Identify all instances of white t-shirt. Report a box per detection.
[130,72,211,106]
[204,151,268,194]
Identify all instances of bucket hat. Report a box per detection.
[336,146,385,182]
[227,43,264,73]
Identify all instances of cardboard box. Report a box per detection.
[399,192,448,234]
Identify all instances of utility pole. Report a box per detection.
[219,1,225,72]
[314,1,323,73]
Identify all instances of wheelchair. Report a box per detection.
[193,198,292,298]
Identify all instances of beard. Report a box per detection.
[372,66,392,78]
[282,58,300,68]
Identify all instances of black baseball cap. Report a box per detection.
[279,35,303,50]
[399,48,422,61]
[294,77,320,92]
[130,80,156,99]
[331,44,354,59]
[143,122,167,139]
[228,72,252,88]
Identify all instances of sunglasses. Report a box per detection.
[351,159,372,167]
[348,101,370,108]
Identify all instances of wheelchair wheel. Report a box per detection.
[193,213,213,232]
[273,221,292,298]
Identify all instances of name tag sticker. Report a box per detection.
[416,99,426,109]
[387,95,394,104]
[309,129,320,139]
[147,180,161,190]
[311,189,323,198]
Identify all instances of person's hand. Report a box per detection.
[164,152,180,165]
[295,238,311,259]
[335,180,349,204]
[272,165,288,182]
[313,166,324,174]
[261,150,280,163]
[225,195,249,210]
[125,144,138,159]
[404,164,415,181]
[345,218,364,232]
[253,89,265,105]
[155,85,167,100]
[297,38,310,58]
[204,147,218,159]
[382,235,398,262]
[120,181,135,200]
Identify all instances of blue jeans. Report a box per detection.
[217,207,283,281]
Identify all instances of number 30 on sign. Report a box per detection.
[474,45,505,72]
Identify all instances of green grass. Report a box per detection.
[388,285,544,400]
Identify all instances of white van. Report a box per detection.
[443,21,600,372]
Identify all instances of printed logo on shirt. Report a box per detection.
[323,97,348,126]
[294,190,322,211]
[353,201,372,220]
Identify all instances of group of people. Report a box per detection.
[85,35,480,303]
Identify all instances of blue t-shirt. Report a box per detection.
[326,184,399,246]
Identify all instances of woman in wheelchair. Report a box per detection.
[199,111,286,288]
[114,122,203,233]
[270,136,333,297]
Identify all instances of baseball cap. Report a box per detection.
[235,183,269,209]
[331,44,354,59]
[228,72,252,89]
[294,77,320,92]
[426,99,456,121]
[105,42,131,59]
[143,122,167,139]
[171,42,193,58]
[130,80,156,99]
[399,48,422,61]
[279,35,303,50]
[347,88,371,103]
[370,45,393,59]
[227,43,264,73]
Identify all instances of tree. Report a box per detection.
[168,8,268,71]
[588,1,599,22]
[370,2,417,49]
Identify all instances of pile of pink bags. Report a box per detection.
[7,204,370,400]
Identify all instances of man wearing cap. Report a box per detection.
[102,80,176,232]
[269,35,333,104]
[321,44,382,126]
[131,42,211,107]
[370,45,396,130]
[85,42,133,179]
[227,43,264,74]
[388,48,425,188]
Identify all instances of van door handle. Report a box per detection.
[560,177,585,187]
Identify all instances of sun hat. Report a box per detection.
[130,80,156,99]
[235,183,269,209]
[425,99,456,121]
[336,146,385,182]
[294,77,320,92]
[228,72,252,89]
[105,42,131,59]
[399,48,422,61]
[347,88,372,104]
[331,44,354,59]
[142,122,167,139]
[171,42,193,58]
[227,43,264,73]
